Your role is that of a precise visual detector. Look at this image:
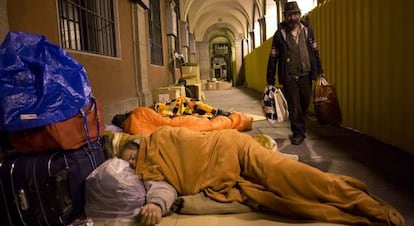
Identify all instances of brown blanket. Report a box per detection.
[136,126,404,225]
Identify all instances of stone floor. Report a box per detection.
[204,86,414,226]
[1,86,413,226]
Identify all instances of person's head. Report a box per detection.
[284,1,301,29]
[118,141,140,169]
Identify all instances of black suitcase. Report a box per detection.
[0,142,105,226]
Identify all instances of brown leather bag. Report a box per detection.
[8,99,104,153]
[313,77,342,125]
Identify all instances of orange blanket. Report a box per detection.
[123,106,252,136]
[136,126,404,225]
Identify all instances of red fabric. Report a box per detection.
[9,99,104,153]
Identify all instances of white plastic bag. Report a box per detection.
[84,158,146,220]
[263,85,289,123]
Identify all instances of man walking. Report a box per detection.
[266,1,324,145]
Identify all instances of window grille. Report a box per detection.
[58,0,117,57]
[148,0,163,65]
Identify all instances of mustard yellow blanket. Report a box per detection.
[136,126,404,225]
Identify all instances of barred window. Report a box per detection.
[58,0,117,57]
[148,0,163,65]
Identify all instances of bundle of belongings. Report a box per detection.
[111,96,253,136]
[0,31,106,225]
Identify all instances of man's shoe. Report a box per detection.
[290,136,305,145]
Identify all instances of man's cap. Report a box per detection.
[284,1,301,14]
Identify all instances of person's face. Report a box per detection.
[121,148,138,169]
[285,12,301,29]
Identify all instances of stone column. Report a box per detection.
[275,0,289,25]
[166,1,177,84]
[180,21,189,63]
[258,17,266,44]
[132,3,152,106]
[249,31,255,51]
[196,41,210,81]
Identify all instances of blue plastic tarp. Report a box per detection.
[0,31,92,131]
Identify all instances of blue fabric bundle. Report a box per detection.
[0,31,92,131]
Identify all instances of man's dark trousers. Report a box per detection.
[283,75,312,138]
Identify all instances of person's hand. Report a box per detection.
[319,73,325,78]
[139,203,162,226]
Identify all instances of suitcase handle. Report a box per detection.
[18,189,30,211]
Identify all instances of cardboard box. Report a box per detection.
[183,77,199,85]
[152,86,185,103]
[203,81,217,90]
[207,82,217,90]
[187,84,202,100]
[181,65,200,85]
[216,81,232,90]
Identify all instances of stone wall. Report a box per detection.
[0,0,9,42]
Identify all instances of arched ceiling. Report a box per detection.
[203,23,237,43]
[180,0,265,42]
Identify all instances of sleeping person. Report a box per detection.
[135,126,405,226]
[118,141,139,169]
[84,141,177,226]
[119,141,177,226]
